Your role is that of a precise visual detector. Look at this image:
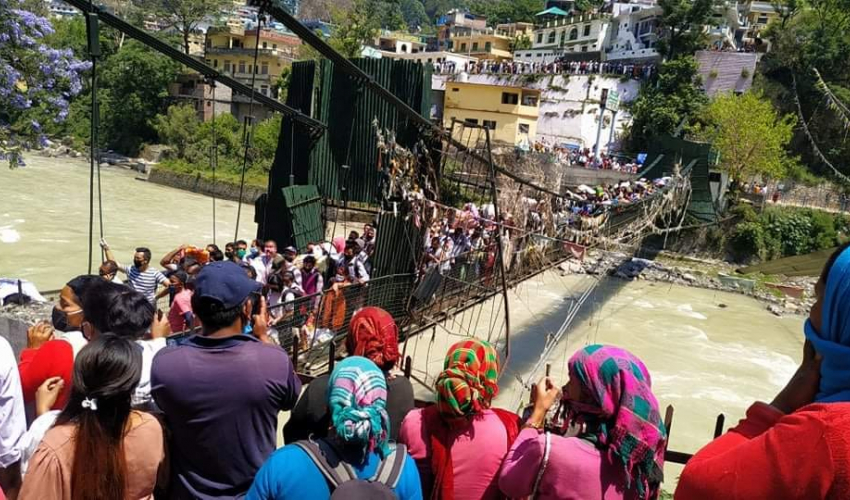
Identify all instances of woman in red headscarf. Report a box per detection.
[282,307,415,443]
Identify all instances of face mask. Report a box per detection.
[284,255,294,262]
[52,307,80,332]
[133,260,144,268]
[237,249,247,258]
[225,251,234,259]
[250,247,259,256]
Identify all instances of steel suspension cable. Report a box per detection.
[210,79,218,245]
[234,21,264,242]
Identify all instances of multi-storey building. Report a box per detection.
[443,80,540,145]
[204,26,300,120]
[436,9,488,52]
[514,13,611,64]
[605,2,662,61]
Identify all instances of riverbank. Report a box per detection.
[567,249,815,317]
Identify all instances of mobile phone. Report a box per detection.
[250,291,262,317]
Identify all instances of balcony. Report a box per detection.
[206,46,279,57]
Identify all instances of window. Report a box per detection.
[536,33,543,44]
[213,59,218,68]
[207,101,211,107]
[583,24,591,36]
[501,92,519,104]
[464,118,479,125]
[254,64,259,74]
[472,42,479,51]
[757,15,768,24]
[485,41,491,52]
[273,44,277,49]
[461,42,467,51]
[451,87,460,92]
[238,61,246,73]
[483,120,496,130]
[569,28,578,40]
[559,31,566,46]
[262,42,267,49]
[260,85,268,96]
[547,31,556,44]
[581,45,588,52]
[224,60,231,72]
[519,123,530,133]
[261,62,268,74]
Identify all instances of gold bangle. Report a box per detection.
[523,420,544,431]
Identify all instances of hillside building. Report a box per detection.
[443,80,540,146]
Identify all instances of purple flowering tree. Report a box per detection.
[0,0,90,167]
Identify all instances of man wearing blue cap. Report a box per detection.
[151,261,301,499]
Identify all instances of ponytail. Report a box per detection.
[54,335,141,500]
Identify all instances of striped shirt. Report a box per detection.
[124,266,168,304]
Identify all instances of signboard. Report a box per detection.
[606,90,620,112]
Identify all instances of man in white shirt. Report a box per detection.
[252,240,280,285]
[0,336,26,496]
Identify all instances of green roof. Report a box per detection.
[536,6,570,16]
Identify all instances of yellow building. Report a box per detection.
[204,26,300,98]
[744,1,780,34]
[451,32,513,61]
[443,81,540,145]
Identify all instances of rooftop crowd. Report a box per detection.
[434,59,656,81]
[2,235,850,499]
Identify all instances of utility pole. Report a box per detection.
[593,88,608,162]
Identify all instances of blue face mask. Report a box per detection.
[243,323,253,336]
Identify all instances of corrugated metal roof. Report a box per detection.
[696,50,760,97]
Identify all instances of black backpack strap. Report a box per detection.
[293,440,357,489]
[369,443,407,489]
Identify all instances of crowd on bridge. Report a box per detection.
[434,59,656,80]
[527,140,643,174]
[2,239,850,499]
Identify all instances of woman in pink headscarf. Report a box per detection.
[332,236,346,256]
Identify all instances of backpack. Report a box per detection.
[293,438,407,500]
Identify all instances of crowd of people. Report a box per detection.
[527,141,643,174]
[0,239,850,498]
[433,58,656,80]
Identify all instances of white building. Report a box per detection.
[706,0,746,50]
[514,13,611,64]
[605,2,662,61]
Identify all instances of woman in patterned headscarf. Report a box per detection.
[398,339,520,500]
[284,307,414,443]
[248,357,423,500]
[499,344,667,500]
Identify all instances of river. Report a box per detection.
[0,155,257,291]
[3,156,805,488]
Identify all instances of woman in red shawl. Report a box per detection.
[282,306,415,443]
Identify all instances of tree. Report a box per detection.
[326,0,383,58]
[96,41,181,154]
[152,104,200,159]
[656,0,714,59]
[771,0,803,29]
[468,0,544,24]
[400,0,430,29]
[510,33,533,51]
[628,56,707,148]
[694,91,796,181]
[1,0,90,167]
[275,66,292,103]
[146,0,228,54]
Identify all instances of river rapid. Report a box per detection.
[3,156,806,487]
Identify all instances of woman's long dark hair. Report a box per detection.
[54,335,142,500]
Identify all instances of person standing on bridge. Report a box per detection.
[676,242,850,500]
[100,240,169,305]
[398,339,520,500]
[499,345,667,500]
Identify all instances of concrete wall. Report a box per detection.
[437,74,640,151]
[147,168,265,204]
